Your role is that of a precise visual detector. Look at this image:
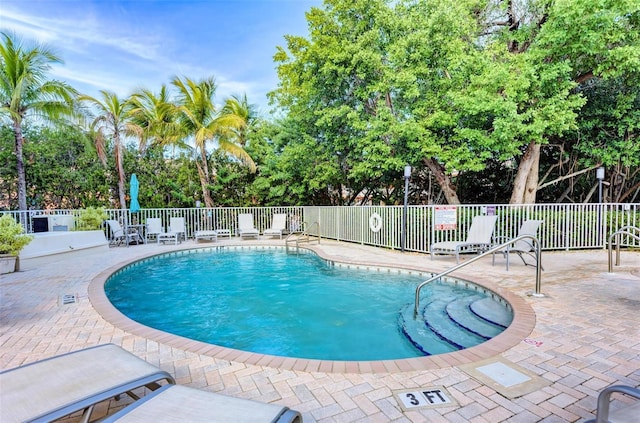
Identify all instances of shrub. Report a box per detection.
[75,207,108,231]
[0,214,33,255]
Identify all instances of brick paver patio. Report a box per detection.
[1,238,638,422]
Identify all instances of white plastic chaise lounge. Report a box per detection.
[430,215,498,263]
[263,213,288,239]
[0,344,174,423]
[157,217,185,245]
[238,213,259,239]
[0,344,303,423]
[102,384,302,423]
[492,219,544,270]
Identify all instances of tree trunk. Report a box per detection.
[510,140,540,204]
[13,120,27,211]
[423,157,460,205]
[196,159,214,208]
[523,142,541,203]
[114,132,127,210]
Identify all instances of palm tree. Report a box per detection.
[128,85,181,151]
[80,90,135,209]
[172,76,256,207]
[0,32,78,211]
[218,94,258,171]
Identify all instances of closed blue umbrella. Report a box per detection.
[129,173,140,213]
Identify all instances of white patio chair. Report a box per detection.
[263,214,287,239]
[169,217,186,242]
[145,218,163,243]
[106,220,140,247]
[238,213,259,239]
[157,217,185,245]
[492,220,544,270]
[430,215,498,263]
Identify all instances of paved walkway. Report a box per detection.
[1,238,639,422]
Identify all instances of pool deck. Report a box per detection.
[1,238,639,422]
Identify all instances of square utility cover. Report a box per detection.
[459,357,550,398]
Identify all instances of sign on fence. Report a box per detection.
[434,206,457,230]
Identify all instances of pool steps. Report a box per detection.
[398,288,513,355]
[469,297,513,328]
[445,297,505,339]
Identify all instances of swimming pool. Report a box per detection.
[104,247,513,361]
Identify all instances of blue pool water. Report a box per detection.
[105,248,510,361]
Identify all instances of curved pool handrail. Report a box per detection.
[607,226,640,273]
[285,221,321,249]
[414,234,542,318]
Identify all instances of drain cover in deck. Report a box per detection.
[459,357,550,398]
[59,294,78,305]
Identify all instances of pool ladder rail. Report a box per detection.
[608,225,640,273]
[414,234,543,318]
[286,221,321,250]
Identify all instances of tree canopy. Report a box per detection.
[270,0,640,204]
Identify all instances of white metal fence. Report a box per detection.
[5,203,639,252]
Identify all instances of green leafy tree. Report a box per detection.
[272,0,411,204]
[0,32,78,210]
[272,0,639,204]
[24,125,110,208]
[572,76,640,202]
[486,0,639,203]
[250,117,344,205]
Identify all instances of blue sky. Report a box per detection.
[0,0,321,115]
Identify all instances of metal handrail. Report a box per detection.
[414,235,542,318]
[608,226,640,273]
[585,384,640,423]
[285,221,321,248]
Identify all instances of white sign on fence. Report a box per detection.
[435,206,457,230]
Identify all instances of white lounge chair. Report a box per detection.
[430,215,498,263]
[0,344,302,423]
[492,219,544,270]
[102,384,302,423]
[106,220,140,246]
[145,218,163,243]
[158,217,185,245]
[263,213,288,239]
[0,344,174,423]
[238,213,259,239]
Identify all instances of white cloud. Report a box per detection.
[1,0,319,114]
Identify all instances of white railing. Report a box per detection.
[303,203,639,251]
[4,203,639,251]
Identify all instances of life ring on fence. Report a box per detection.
[369,213,382,233]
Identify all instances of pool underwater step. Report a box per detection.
[470,297,513,328]
[398,291,514,355]
[423,297,487,349]
[446,297,506,339]
[398,304,458,356]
